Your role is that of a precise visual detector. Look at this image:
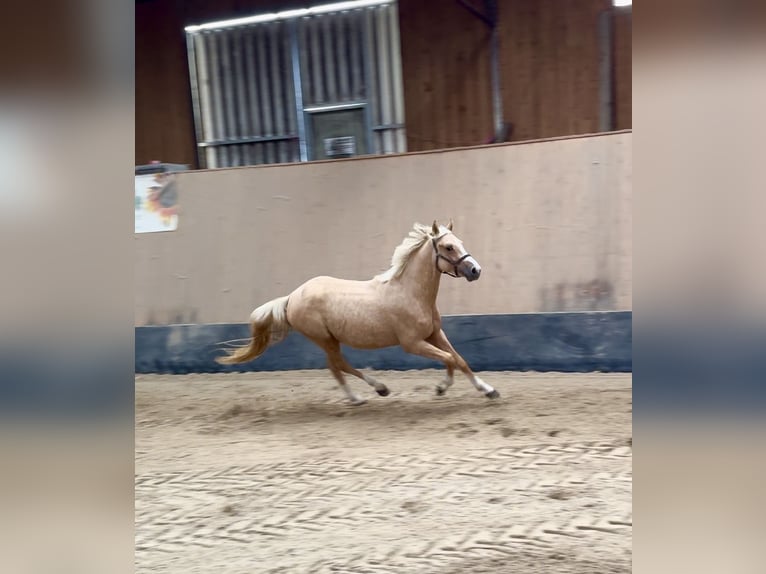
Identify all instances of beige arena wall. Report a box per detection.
[135,131,632,326]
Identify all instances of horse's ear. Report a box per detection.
[447,218,453,231]
[432,220,440,235]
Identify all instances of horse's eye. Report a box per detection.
[446,246,454,252]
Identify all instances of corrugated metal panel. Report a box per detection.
[192,34,216,168]
[188,23,298,168]
[349,13,365,100]
[186,1,406,167]
[336,14,350,101]
[375,5,393,153]
[388,2,407,151]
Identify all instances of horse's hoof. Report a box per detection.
[435,386,446,396]
[485,390,500,399]
[349,398,367,406]
[376,387,390,397]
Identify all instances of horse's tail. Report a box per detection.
[215,295,291,365]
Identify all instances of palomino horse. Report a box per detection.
[216,220,499,405]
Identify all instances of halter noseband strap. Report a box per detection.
[432,234,471,278]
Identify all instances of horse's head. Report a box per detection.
[430,219,482,282]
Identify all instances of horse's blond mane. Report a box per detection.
[375,222,435,283]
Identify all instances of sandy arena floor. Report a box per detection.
[136,370,632,573]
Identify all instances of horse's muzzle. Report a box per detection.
[460,256,482,281]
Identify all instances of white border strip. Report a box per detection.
[185,0,392,33]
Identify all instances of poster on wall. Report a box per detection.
[135,171,179,233]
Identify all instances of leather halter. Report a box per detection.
[431,234,471,278]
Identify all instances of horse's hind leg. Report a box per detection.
[336,356,389,397]
[328,347,389,399]
[318,338,368,405]
[327,357,367,405]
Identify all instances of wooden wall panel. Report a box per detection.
[135,132,632,324]
[499,0,610,141]
[136,1,197,167]
[398,0,493,151]
[613,7,632,129]
[399,0,632,151]
[136,0,633,163]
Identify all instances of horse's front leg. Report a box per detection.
[402,337,499,399]
[427,329,499,399]
[426,331,455,395]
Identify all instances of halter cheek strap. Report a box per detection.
[432,235,471,278]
